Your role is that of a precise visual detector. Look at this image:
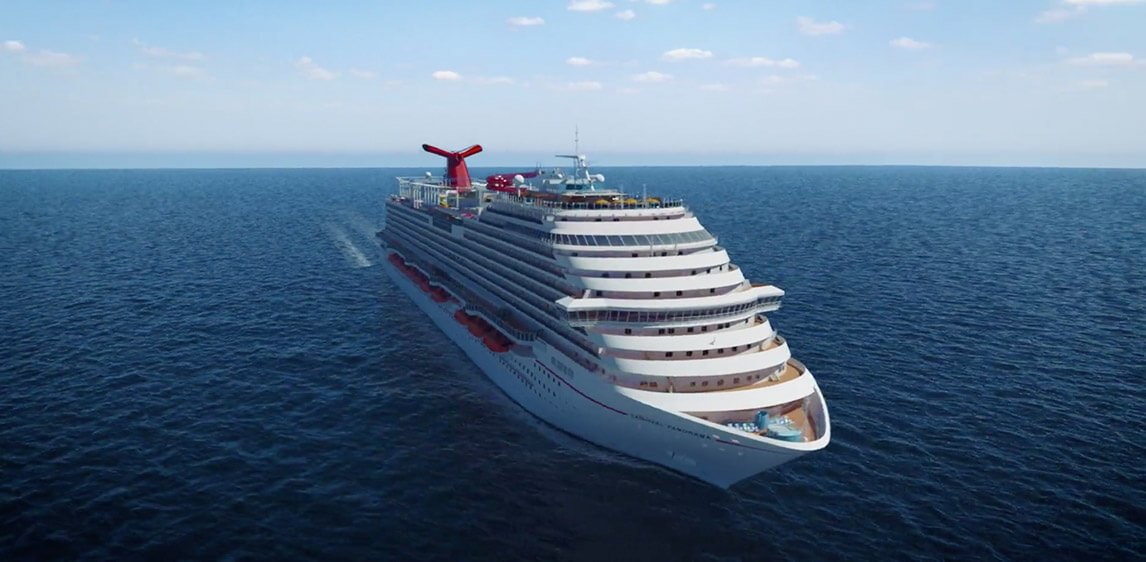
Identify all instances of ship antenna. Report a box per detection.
[574,126,580,155]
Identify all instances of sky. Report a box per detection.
[1,0,1145,168]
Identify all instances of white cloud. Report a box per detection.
[632,0,671,4]
[568,0,614,11]
[432,70,462,81]
[133,39,204,61]
[507,16,545,26]
[615,9,636,19]
[726,57,800,68]
[632,70,671,82]
[294,56,337,80]
[567,56,592,66]
[700,83,729,91]
[3,40,26,52]
[165,65,206,79]
[1076,79,1109,89]
[701,3,717,10]
[1064,0,1143,4]
[24,49,81,68]
[564,81,603,90]
[662,48,714,61]
[1036,6,1087,22]
[797,16,845,36]
[349,68,377,79]
[890,37,934,50]
[1065,52,1135,65]
[1038,0,1144,22]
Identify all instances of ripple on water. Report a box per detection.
[1,167,1145,559]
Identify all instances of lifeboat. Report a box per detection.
[483,329,513,352]
[467,318,490,337]
[453,310,470,325]
[484,335,509,352]
[430,286,449,302]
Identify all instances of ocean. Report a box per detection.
[2,166,1144,560]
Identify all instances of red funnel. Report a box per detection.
[423,143,482,188]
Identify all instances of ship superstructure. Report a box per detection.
[378,143,830,487]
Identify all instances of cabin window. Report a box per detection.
[602,273,609,278]
[719,348,724,354]
[595,291,603,297]
[702,381,709,387]
[654,291,661,297]
[691,270,697,275]
[703,350,709,356]
[702,326,708,332]
[665,352,673,357]
[710,288,716,293]
[690,382,696,387]
[669,328,675,334]
[717,380,724,386]
[686,351,693,357]
[658,328,665,334]
[632,253,638,258]
[625,272,632,278]
[624,328,632,335]
[733,377,740,384]
[687,327,694,333]
[676,290,683,296]
[645,272,651,278]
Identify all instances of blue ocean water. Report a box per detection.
[2,166,1144,560]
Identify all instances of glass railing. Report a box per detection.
[497,193,685,210]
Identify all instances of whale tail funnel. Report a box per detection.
[423,143,483,188]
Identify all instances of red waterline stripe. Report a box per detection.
[534,360,628,416]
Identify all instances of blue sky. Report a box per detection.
[2,0,1145,167]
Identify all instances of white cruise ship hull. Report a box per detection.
[382,254,829,488]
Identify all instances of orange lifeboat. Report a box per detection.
[453,310,469,325]
[467,319,489,337]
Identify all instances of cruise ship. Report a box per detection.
[377,143,830,488]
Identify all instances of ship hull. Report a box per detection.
[382,252,824,488]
